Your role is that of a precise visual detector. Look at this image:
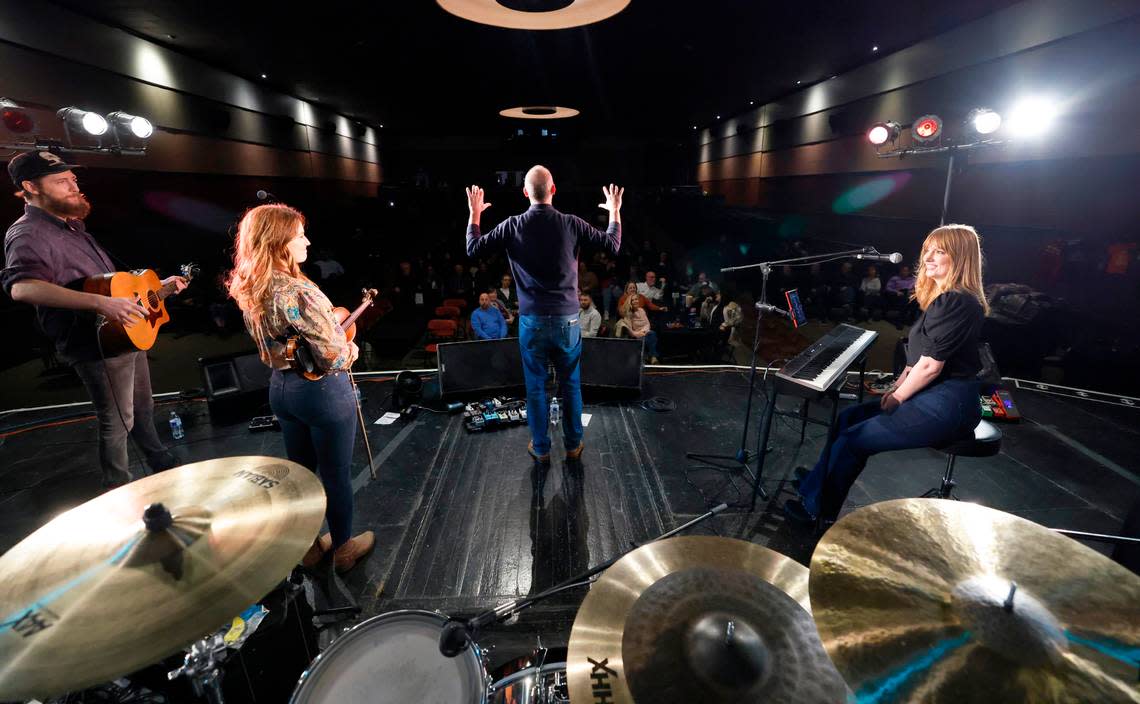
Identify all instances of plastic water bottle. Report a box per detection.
[169,411,184,440]
[549,397,561,426]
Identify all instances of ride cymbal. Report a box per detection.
[810,498,1140,703]
[567,535,848,704]
[0,456,326,701]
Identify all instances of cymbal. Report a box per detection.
[567,535,848,704]
[0,456,326,701]
[810,499,1140,704]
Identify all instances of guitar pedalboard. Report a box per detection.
[464,397,527,433]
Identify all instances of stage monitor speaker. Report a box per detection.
[582,337,643,392]
[198,351,271,422]
[438,338,525,398]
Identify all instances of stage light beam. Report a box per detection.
[1007,97,1058,138]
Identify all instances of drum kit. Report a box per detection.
[1,457,1138,703]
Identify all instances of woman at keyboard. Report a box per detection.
[785,225,988,527]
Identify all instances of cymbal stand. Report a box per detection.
[168,633,228,704]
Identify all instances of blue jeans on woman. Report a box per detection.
[797,377,981,522]
[270,370,358,548]
[638,330,658,359]
[519,314,584,456]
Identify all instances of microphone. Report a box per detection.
[439,620,472,657]
[255,189,277,202]
[855,251,903,264]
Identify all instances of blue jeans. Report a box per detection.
[270,370,358,549]
[636,330,658,359]
[519,314,584,455]
[798,378,981,521]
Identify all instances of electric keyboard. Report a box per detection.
[776,324,878,396]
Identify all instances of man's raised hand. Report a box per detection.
[466,185,492,218]
[598,183,624,213]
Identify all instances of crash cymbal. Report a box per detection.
[0,456,326,701]
[567,535,848,704]
[810,499,1140,704]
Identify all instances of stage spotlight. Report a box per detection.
[108,111,154,139]
[911,114,942,143]
[57,107,108,136]
[1,98,35,133]
[1007,97,1057,138]
[867,121,900,146]
[968,108,1002,135]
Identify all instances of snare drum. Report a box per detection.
[291,610,489,704]
[488,647,569,704]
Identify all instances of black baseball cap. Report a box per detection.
[8,150,83,187]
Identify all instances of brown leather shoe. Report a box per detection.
[300,533,333,568]
[565,442,585,460]
[333,531,375,573]
[528,441,550,464]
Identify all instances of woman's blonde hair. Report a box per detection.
[913,224,989,315]
[225,203,307,326]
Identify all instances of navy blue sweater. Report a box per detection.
[467,204,621,316]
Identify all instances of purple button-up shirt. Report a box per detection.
[3,205,116,363]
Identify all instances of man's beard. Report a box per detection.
[42,191,92,219]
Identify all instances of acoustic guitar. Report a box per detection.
[286,287,378,381]
[83,263,197,355]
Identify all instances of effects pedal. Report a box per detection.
[249,415,280,432]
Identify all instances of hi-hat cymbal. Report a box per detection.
[567,535,848,704]
[0,456,326,701]
[810,499,1140,704]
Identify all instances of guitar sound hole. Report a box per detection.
[147,291,160,308]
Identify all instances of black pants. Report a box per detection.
[73,351,172,482]
[270,370,357,549]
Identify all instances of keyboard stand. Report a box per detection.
[748,354,869,511]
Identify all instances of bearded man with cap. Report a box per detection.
[2,151,186,486]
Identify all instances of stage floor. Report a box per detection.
[2,368,1138,671]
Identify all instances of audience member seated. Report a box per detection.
[447,263,474,302]
[885,264,918,325]
[473,261,494,293]
[487,287,516,327]
[578,262,600,299]
[579,291,602,337]
[687,271,718,299]
[655,251,676,283]
[625,296,659,364]
[471,292,507,340]
[859,264,883,319]
[699,287,724,328]
[830,261,859,317]
[637,270,666,304]
[497,274,518,311]
[618,281,667,316]
[721,297,743,348]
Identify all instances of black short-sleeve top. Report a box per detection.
[905,290,985,380]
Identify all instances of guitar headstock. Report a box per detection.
[180,263,200,282]
[361,287,379,306]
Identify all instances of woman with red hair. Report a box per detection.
[785,225,989,527]
[227,203,373,572]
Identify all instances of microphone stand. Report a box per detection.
[685,248,871,510]
[439,503,728,657]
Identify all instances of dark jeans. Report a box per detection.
[637,330,658,359]
[73,351,172,483]
[798,378,982,521]
[519,314,584,455]
[270,370,357,549]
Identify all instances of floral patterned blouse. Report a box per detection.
[246,272,356,372]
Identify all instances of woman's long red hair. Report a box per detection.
[225,203,306,328]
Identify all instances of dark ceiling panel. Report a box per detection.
[45,0,1020,135]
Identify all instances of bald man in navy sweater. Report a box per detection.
[466,166,622,462]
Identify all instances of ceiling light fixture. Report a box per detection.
[1007,97,1058,138]
[911,114,943,142]
[499,105,580,120]
[872,45,879,52]
[437,0,629,30]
